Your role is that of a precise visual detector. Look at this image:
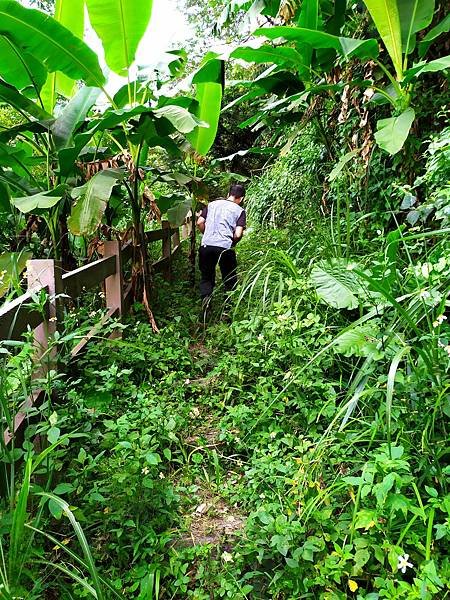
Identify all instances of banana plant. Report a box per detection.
[0,0,223,317]
[230,0,449,154]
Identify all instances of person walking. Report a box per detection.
[196,184,246,312]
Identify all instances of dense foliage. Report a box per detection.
[0,0,449,598]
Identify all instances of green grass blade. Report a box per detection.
[386,346,410,458]
[8,457,32,585]
[38,493,105,600]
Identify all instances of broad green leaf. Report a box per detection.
[47,425,61,444]
[397,0,434,55]
[328,150,358,182]
[296,0,318,81]
[52,86,102,150]
[155,192,186,213]
[311,260,364,309]
[145,451,161,465]
[262,0,281,17]
[134,117,183,156]
[186,56,224,155]
[335,324,383,359]
[374,107,415,155]
[374,473,396,507]
[144,135,182,157]
[0,0,105,87]
[41,0,85,112]
[166,196,192,227]
[403,55,450,82]
[354,508,378,530]
[68,169,124,236]
[0,121,48,144]
[12,185,68,213]
[419,13,450,57]
[0,180,12,217]
[368,82,400,106]
[362,0,403,78]
[254,27,379,60]
[0,79,53,122]
[0,35,47,91]
[113,80,152,108]
[58,106,151,176]
[230,45,305,67]
[325,0,347,35]
[85,0,153,76]
[0,141,36,179]
[0,250,32,297]
[166,49,188,78]
[48,497,64,519]
[353,548,370,574]
[153,105,206,134]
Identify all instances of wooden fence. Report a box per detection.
[0,216,192,450]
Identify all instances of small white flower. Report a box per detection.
[421,263,432,278]
[159,471,165,479]
[419,289,430,299]
[377,229,382,235]
[397,554,413,573]
[433,314,447,327]
[269,431,277,439]
[221,551,233,563]
[141,466,150,475]
[89,311,97,318]
[49,316,58,322]
[259,493,265,499]
[184,378,191,385]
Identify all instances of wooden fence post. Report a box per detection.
[27,259,63,378]
[162,220,171,281]
[104,240,124,317]
[172,227,180,249]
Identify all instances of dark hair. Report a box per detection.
[229,183,245,198]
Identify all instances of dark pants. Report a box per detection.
[199,245,238,299]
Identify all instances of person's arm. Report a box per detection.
[197,216,206,233]
[233,226,244,243]
[197,206,208,233]
[232,210,246,244]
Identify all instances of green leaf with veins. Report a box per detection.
[374,108,415,155]
[68,169,124,236]
[12,185,68,213]
[85,0,153,76]
[0,0,105,87]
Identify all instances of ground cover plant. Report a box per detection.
[0,0,449,598]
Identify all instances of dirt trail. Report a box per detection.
[171,338,246,550]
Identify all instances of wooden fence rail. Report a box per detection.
[0,215,193,453]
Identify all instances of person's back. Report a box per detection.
[201,198,245,249]
[196,184,246,308]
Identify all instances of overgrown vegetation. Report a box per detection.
[1,0,449,598]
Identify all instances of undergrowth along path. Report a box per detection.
[60,250,257,596]
[55,234,450,599]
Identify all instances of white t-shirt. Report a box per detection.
[201,199,246,249]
